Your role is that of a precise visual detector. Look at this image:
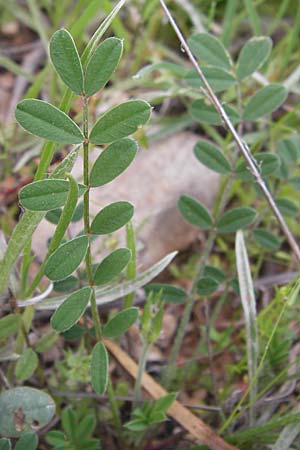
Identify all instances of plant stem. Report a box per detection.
[82,95,102,341]
[133,342,149,408]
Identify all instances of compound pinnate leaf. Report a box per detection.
[185,67,236,93]
[189,99,240,125]
[89,100,151,144]
[45,235,89,281]
[188,33,232,70]
[253,228,281,251]
[103,307,138,338]
[85,37,123,96]
[0,314,21,341]
[91,201,134,235]
[178,195,213,229]
[0,387,55,437]
[51,287,92,332]
[50,29,84,95]
[15,99,84,144]
[217,207,257,234]
[14,433,38,450]
[236,36,272,80]
[91,342,109,395]
[243,84,287,120]
[145,283,187,304]
[94,248,131,286]
[19,179,85,211]
[194,140,231,174]
[15,348,38,381]
[90,138,137,187]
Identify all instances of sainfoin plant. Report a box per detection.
[0,18,179,444]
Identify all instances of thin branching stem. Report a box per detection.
[159,0,300,266]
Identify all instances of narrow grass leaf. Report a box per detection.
[217,207,256,234]
[194,140,231,174]
[19,179,85,211]
[89,100,151,144]
[185,67,236,93]
[243,84,287,120]
[0,387,55,438]
[197,277,219,296]
[85,37,123,96]
[14,432,38,450]
[35,252,177,310]
[145,283,187,303]
[235,153,280,180]
[94,248,131,286]
[236,36,272,80]
[178,195,213,229]
[0,314,21,341]
[235,231,258,425]
[45,235,89,281]
[50,29,84,95]
[51,287,92,332]
[15,99,84,144]
[271,408,300,450]
[91,201,134,235]
[15,348,38,381]
[189,99,240,125]
[103,307,138,338]
[253,229,281,251]
[188,33,232,69]
[90,138,137,187]
[91,342,109,395]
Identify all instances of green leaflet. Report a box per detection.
[253,228,281,251]
[0,314,21,341]
[50,29,84,95]
[91,201,134,235]
[188,32,232,70]
[94,248,131,286]
[19,179,85,211]
[178,195,213,229]
[194,140,231,174]
[14,433,38,450]
[51,287,92,332]
[89,100,151,144]
[15,348,38,381]
[103,307,139,338]
[235,153,280,180]
[0,387,55,437]
[189,99,240,125]
[243,84,287,120]
[236,36,272,80]
[85,37,123,96]
[217,207,257,234]
[15,99,84,144]
[90,138,137,187]
[185,66,236,93]
[45,235,89,281]
[91,342,109,395]
[197,277,219,296]
[145,283,187,304]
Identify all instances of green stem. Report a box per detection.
[133,343,149,408]
[107,378,122,428]
[82,95,102,341]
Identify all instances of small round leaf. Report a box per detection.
[50,29,84,95]
[178,195,213,229]
[85,37,123,96]
[0,387,55,437]
[91,342,109,395]
[94,248,131,286]
[217,207,257,234]
[15,99,84,144]
[45,235,89,281]
[90,138,137,187]
[194,140,231,174]
[89,100,151,145]
[51,287,92,332]
[243,84,287,121]
[91,201,134,235]
[103,307,139,338]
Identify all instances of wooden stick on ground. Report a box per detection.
[105,339,238,450]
